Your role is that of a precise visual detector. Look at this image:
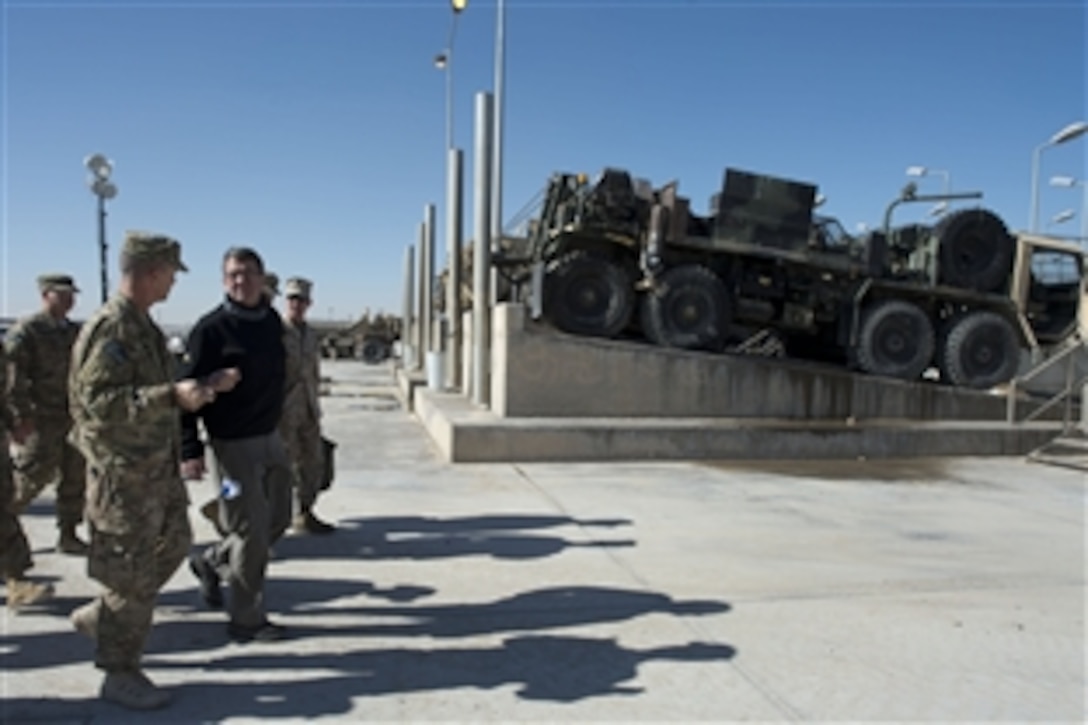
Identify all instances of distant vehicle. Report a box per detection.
[496,166,1084,390]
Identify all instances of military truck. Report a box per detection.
[319,313,403,364]
[500,166,1084,389]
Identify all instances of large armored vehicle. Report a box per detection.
[500,167,1084,389]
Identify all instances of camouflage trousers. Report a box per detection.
[11,417,86,527]
[0,443,33,579]
[278,413,323,513]
[85,462,192,673]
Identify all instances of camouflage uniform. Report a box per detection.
[4,275,87,551]
[68,236,192,679]
[280,277,333,533]
[2,344,52,607]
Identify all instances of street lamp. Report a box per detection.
[906,165,951,217]
[1050,174,1088,242]
[84,153,118,304]
[1029,120,1088,232]
[435,0,466,152]
[1047,209,1075,229]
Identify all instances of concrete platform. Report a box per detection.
[403,304,1071,462]
[413,385,1064,462]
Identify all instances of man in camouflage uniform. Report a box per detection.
[68,232,239,710]
[280,277,334,534]
[4,273,89,554]
[1,344,55,609]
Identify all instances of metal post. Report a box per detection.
[489,0,505,305]
[414,224,426,371]
[446,147,464,390]
[98,196,109,304]
[1080,182,1088,246]
[472,91,494,408]
[401,245,415,368]
[423,203,436,351]
[1030,142,1048,233]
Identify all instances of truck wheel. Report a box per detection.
[939,311,1020,389]
[935,209,1014,293]
[643,264,730,351]
[855,299,935,381]
[361,339,387,364]
[544,250,634,337]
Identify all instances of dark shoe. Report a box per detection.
[227,618,286,643]
[188,554,223,609]
[100,670,171,710]
[58,526,90,556]
[293,511,335,535]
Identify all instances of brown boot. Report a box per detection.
[71,599,101,639]
[293,510,335,535]
[58,524,90,556]
[200,499,226,537]
[6,577,55,609]
[100,670,171,710]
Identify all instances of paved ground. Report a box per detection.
[1,360,1085,723]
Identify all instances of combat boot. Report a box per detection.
[71,599,101,640]
[293,510,335,535]
[58,524,90,555]
[100,670,171,710]
[6,577,54,609]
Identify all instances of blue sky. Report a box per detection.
[2,0,1085,325]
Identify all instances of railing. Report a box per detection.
[1005,332,1087,431]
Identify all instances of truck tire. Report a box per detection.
[939,311,1020,389]
[643,264,730,351]
[543,250,634,338]
[361,339,388,364]
[854,299,935,381]
[935,209,1014,293]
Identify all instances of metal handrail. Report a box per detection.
[1006,332,1087,427]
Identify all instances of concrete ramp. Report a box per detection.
[404,304,1066,462]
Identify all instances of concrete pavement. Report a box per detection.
[1,360,1084,722]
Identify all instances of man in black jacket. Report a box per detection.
[180,247,291,643]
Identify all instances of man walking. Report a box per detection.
[181,247,292,643]
[4,273,89,554]
[68,232,236,709]
[1,344,54,609]
[280,277,335,534]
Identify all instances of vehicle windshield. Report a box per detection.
[813,215,854,249]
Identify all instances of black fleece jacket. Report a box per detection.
[179,296,286,461]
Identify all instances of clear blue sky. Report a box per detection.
[2,0,1085,325]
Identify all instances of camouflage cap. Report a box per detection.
[284,276,313,300]
[122,231,188,272]
[37,273,80,293]
[264,271,280,298]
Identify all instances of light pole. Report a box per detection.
[434,0,465,153]
[1050,175,1088,243]
[492,0,506,260]
[906,165,951,217]
[1030,121,1088,232]
[84,153,117,304]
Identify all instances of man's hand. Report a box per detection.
[206,367,241,393]
[175,379,216,412]
[180,458,206,480]
[11,418,34,445]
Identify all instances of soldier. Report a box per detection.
[67,232,238,710]
[4,273,89,554]
[280,277,334,534]
[1,344,55,609]
[181,246,292,643]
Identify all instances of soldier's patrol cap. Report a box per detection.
[284,277,313,300]
[37,274,80,293]
[264,272,280,298]
[121,231,188,272]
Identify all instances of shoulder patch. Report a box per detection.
[103,339,127,365]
